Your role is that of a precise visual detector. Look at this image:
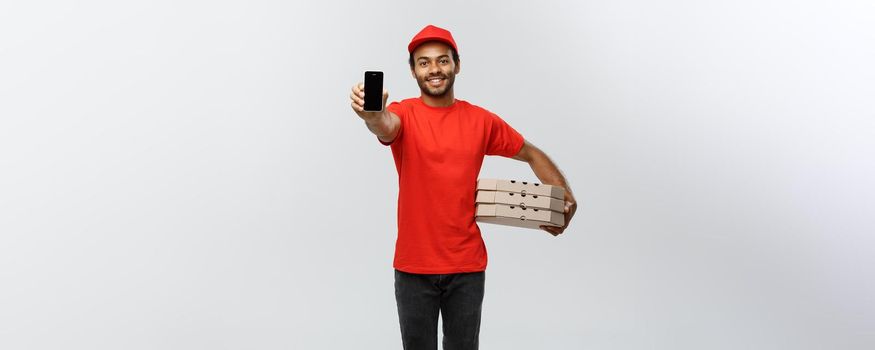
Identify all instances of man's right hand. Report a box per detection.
[350,82,389,121]
[350,82,400,143]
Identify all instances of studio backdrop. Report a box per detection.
[1,0,873,349]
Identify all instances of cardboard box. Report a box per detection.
[475,203,564,230]
[475,190,565,212]
[476,179,565,199]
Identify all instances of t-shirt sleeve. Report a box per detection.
[485,112,525,157]
[378,101,404,146]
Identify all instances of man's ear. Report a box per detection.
[454,60,461,75]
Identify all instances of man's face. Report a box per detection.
[411,41,460,97]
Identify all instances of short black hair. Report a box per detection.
[408,48,460,68]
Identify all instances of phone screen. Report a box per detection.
[363,71,384,112]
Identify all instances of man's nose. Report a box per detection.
[428,63,440,74]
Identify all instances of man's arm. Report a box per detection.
[366,111,401,143]
[350,82,401,143]
[512,140,578,236]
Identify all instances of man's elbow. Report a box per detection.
[512,140,536,163]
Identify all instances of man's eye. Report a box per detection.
[440,59,448,64]
[419,62,427,67]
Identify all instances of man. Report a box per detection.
[349,25,577,350]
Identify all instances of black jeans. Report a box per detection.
[394,269,486,350]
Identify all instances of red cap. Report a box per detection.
[407,25,458,55]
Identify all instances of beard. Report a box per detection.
[417,72,456,97]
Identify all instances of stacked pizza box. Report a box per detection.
[475,179,566,230]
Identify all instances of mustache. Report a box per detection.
[423,74,448,80]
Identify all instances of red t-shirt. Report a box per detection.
[379,97,525,274]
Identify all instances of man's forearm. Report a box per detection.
[516,142,577,235]
[527,148,572,194]
[365,111,396,140]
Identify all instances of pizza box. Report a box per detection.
[475,190,565,213]
[476,179,565,199]
[475,203,564,230]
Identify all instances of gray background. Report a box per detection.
[1,0,873,349]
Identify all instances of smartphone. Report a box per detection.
[363,71,384,112]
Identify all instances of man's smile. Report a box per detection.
[426,76,446,87]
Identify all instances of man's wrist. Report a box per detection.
[364,112,389,134]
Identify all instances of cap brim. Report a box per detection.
[408,38,457,54]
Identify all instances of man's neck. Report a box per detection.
[420,90,456,108]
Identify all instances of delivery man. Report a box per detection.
[349,24,578,350]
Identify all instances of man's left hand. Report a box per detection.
[541,191,577,236]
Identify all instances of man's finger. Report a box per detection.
[541,225,563,236]
[350,93,363,105]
